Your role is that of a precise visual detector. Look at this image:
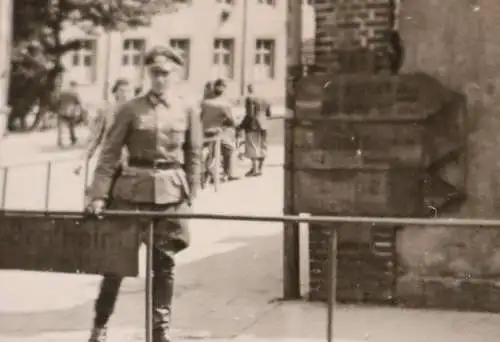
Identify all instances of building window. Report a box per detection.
[69,39,96,84]
[212,38,234,79]
[253,39,275,80]
[258,0,275,5]
[169,38,190,80]
[121,38,145,86]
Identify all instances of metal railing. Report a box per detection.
[0,133,224,210]
[1,132,489,342]
[0,206,496,342]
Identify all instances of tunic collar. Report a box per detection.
[147,90,180,107]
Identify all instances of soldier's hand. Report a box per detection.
[86,199,106,218]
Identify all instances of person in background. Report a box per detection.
[202,81,213,100]
[200,78,239,181]
[239,84,272,176]
[86,45,203,342]
[74,78,133,175]
[55,80,83,147]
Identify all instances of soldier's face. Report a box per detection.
[148,68,173,93]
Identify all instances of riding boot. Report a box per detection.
[89,275,123,342]
[152,263,175,342]
[88,327,108,342]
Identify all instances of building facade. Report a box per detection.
[60,0,287,106]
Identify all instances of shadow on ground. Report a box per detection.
[0,230,283,340]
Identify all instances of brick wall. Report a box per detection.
[307,0,398,303]
[306,0,500,312]
[313,0,395,73]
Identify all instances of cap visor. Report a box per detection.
[149,61,177,72]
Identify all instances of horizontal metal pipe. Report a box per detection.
[0,155,79,169]
[0,209,499,227]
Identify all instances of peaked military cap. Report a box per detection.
[144,45,184,72]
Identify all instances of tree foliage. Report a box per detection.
[9,0,178,131]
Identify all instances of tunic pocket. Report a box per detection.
[111,168,155,203]
[154,169,187,205]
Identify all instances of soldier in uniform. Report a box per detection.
[55,80,84,147]
[86,45,203,342]
[200,78,239,181]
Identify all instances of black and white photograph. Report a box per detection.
[0,0,498,341]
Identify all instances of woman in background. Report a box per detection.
[239,84,271,176]
[203,81,213,100]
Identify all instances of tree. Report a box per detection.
[9,0,178,131]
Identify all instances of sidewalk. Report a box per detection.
[0,108,287,167]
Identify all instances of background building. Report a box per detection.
[60,0,289,106]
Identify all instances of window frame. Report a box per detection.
[212,38,235,79]
[120,37,146,86]
[253,38,276,80]
[169,38,191,80]
[69,38,97,85]
[257,0,275,5]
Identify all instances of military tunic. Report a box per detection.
[89,91,203,252]
[201,96,237,148]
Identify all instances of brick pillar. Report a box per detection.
[307,0,399,302]
[313,0,396,74]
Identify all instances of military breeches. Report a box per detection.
[94,247,175,332]
[93,200,191,335]
[221,141,236,177]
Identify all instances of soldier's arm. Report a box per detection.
[88,105,132,200]
[184,102,203,199]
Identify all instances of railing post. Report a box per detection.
[213,134,221,192]
[326,228,338,342]
[44,161,53,212]
[283,0,302,300]
[145,219,155,342]
[84,156,91,188]
[83,157,91,207]
[1,166,8,209]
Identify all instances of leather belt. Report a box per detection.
[128,158,182,170]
